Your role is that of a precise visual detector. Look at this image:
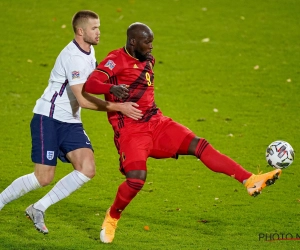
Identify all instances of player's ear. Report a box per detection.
[130,38,135,46]
[78,27,84,36]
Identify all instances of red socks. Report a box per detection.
[110,178,145,219]
[196,139,252,183]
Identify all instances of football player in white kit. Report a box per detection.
[0,10,142,234]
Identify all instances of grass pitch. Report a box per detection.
[0,0,299,249]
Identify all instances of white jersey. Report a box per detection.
[33,40,96,123]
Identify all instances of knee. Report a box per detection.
[126,169,147,181]
[68,148,96,179]
[79,163,96,179]
[124,161,147,181]
[187,137,200,155]
[35,173,54,187]
[87,168,96,179]
[34,164,55,186]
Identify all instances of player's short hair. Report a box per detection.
[72,10,99,33]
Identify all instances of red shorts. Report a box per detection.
[113,116,194,174]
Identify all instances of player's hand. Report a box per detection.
[110,84,129,99]
[119,102,142,120]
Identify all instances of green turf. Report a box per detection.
[0,0,299,249]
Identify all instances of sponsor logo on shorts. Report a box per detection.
[104,60,116,70]
[47,151,54,160]
[72,71,80,79]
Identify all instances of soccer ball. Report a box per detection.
[266,140,295,169]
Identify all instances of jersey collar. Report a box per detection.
[123,46,139,60]
[73,39,91,55]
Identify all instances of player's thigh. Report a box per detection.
[118,129,152,167]
[66,148,95,178]
[30,114,59,166]
[58,123,93,165]
[151,117,194,158]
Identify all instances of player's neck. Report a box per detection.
[74,38,91,53]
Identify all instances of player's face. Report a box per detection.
[134,30,153,62]
[83,18,100,45]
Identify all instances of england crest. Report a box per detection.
[47,151,54,160]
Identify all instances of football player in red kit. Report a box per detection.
[84,22,281,243]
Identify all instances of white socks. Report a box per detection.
[33,170,90,212]
[0,170,90,211]
[0,173,41,210]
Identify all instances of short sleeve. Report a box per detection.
[65,55,90,86]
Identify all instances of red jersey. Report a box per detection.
[96,47,162,130]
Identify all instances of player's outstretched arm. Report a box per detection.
[71,83,109,111]
[71,83,142,120]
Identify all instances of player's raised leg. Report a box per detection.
[183,136,282,196]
